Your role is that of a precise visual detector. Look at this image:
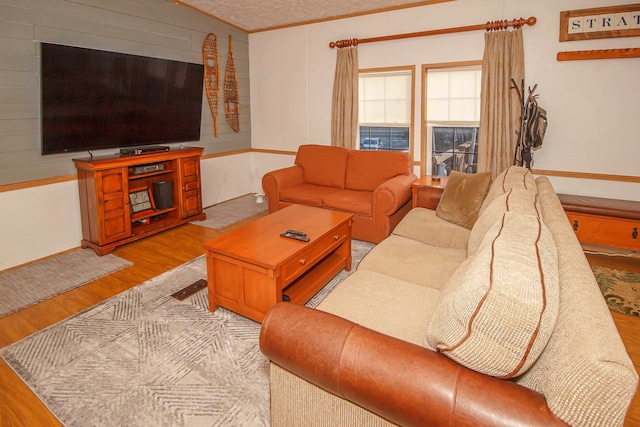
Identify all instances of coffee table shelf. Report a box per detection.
[283,251,346,304]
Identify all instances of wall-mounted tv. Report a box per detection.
[41,43,204,155]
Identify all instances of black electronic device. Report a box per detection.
[123,146,170,157]
[152,181,174,210]
[40,43,204,155]
[285,229,307,237]
[280,231,310,242]
[131,162,165,174]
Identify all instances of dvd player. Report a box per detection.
[120,145,170,155]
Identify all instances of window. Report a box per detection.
[359,68,413,152]
[425,65,481,175]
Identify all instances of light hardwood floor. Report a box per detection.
[0,218,638,426]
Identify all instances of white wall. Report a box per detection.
[0,0,251,271]
[249,0,640,200]
[3,0,639,271]
[0,181,82,271]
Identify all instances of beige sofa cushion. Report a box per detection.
[435,171,492,229]
[426,211,559,379]
[468,188,541,256]
[357,234,467,290]
[318,270,441,346]
[479,166,537,216]
[393,208,470,250]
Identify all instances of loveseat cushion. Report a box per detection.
[358,234,467,290]
[426,211,559,379]
[295,144,349,189]
[280,184,341,207]
[322,189,372,216]
[345,150,411,192]
[393,208,470,250]
[435,171,492,229]
[468,187,541,256]
[479,165,537,216]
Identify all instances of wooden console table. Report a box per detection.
[74,147,205,255]
[558,194,640,252]
[411,175,448,209]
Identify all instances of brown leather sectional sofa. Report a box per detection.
[260,166,638,426]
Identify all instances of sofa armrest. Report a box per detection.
[373,173,416,215]
[262,166,304,213]
[260,303,568,427]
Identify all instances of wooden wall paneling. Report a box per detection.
[0,0,252,187]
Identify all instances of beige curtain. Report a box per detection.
[331,46,358,149]
[477,28,524,178]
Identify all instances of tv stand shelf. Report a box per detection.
[74,147,205,255]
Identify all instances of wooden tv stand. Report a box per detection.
[74,147,206,256]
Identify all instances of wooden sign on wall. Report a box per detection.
[560,4,640,41]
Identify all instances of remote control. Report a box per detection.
[280,231,310,242]
[285,229,307,236]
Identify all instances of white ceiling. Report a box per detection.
[174,0,448,32]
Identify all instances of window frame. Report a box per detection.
[420,60,482,177]
[358,65,415,156]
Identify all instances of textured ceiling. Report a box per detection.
[174,0,448,32]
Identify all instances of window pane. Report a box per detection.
[426,65,481,174]
[359,126,409,152]
[426,99,449,121]
[359,71,411,126]
[386,99,408,123]
[427,67,481,122]
[427,72,449,99]
[385,75,410,99]
[361,100,385,123]
[449,98,477,121]
[362,78,385,100]
[431,126,479,175]
[449,71,476,98]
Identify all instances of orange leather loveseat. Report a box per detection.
[262,144,416,243]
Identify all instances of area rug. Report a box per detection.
[0,249,132,317]
[592,265,640,318]
[193,194,268,230]
[0,240,373,426]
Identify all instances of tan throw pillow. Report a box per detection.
[435,171,492,230]
[425,212,559,379]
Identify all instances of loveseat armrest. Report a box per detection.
[373,173,416,215]
[262,166,304,213]
[260,303,568,427]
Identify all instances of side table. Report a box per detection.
[411,175,448,209]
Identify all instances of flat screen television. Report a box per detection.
[41,43,204,155]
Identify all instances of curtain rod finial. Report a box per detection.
[527,16,537,26]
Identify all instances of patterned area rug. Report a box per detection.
[592,265,640,318]
[0,249,132,317]
[193,194,268,230]
[0,240,373,426]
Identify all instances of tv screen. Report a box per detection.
[41,43,204,155]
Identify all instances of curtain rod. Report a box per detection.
[329,16,537,48]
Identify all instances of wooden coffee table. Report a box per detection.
[203,204,353,322]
